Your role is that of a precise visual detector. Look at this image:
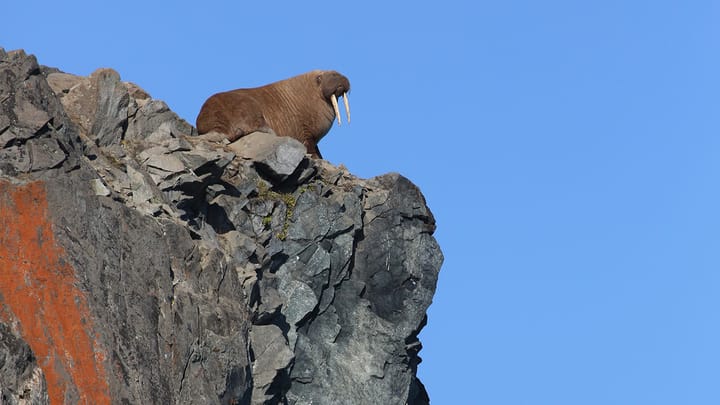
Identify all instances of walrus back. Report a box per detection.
[196,90,270,142]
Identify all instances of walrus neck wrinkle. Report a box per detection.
[319,97,334,128]
[274,79,304,137]
[252,81,289,137]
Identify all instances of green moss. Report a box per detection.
[254,180,299,240]
[297,184,316,194]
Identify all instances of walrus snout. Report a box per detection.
[319,72,351,125]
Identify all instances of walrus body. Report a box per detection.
[196,70,350,158]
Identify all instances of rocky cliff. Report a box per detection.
[0,48,443,405]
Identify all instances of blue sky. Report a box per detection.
[4,1,720,403]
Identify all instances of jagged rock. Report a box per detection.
[0,49,80,176]
[46,72,83,95]
[125,99,195,143]
[228,131,308,183]
[27,137,67,171]
[90,178,111,196]
[0,48,442,405]
[0,323,48,405]
[126,164,156,203]
[250,324,295,403]
[13,95,51,132]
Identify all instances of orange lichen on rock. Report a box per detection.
[0,180,111,405]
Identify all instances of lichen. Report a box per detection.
[254,180,299,240]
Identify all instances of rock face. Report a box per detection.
[0,48,443,405]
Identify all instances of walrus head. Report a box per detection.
[316,71,351,125]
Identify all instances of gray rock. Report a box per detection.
[176,148,235,175]
[0,145,30,173]
[0,48,442,405]
[46,72,83,96]
[0,49,78,175]
[27,137,67,171]
[0,138,67,174]
[90,68,130,147]
[228,131,308,184]
[125,99,195,142]
[5,49,41,80]
[0,323,48,405]
[90,178,111,196]
[13,95,51,132]
[277,277,319,348]
[126,164,156,204]
[250,324,294,403]
[145,120,174,143]
[143,153,186,174]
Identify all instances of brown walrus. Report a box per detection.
[196,70,350,159]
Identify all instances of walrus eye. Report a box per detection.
[316,75,322,84]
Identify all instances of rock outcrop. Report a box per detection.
[0,48,442,405]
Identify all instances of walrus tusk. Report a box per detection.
[331,93,342,125]
[343,92,350,124]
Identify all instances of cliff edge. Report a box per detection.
[0,48,443,405]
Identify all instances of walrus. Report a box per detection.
[196,70,350,159]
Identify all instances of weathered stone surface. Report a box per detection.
[90,178,111,196]
[0,48,442,405]
[125,99,195,143]
[228,131,308,183]
[0,48,80,176]
[13,95,51,132]
[0,323,48,405]
[46,72,83,95]
[90,69,130,146]
[250,324,294,403]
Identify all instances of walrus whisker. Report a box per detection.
[331,93,342,125]
[343,92,350,124]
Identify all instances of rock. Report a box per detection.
[123,81,151,106]
[27,137,67,171]
[13,96,51,132]
[125,99,195,143]
[126,164,156,204]
[0,323,48,405]
[144,153,186,174]
[228,131,308,184]
[46,72,83,95]
[250,324,295,403]
[57,68,129,147]
[90,178,111,196]
[176,148,235,175]
[90,69,130,147]
[0,48,443,405]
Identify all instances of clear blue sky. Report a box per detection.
[4,1,720,403]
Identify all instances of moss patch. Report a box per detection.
[255,181,298,240]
